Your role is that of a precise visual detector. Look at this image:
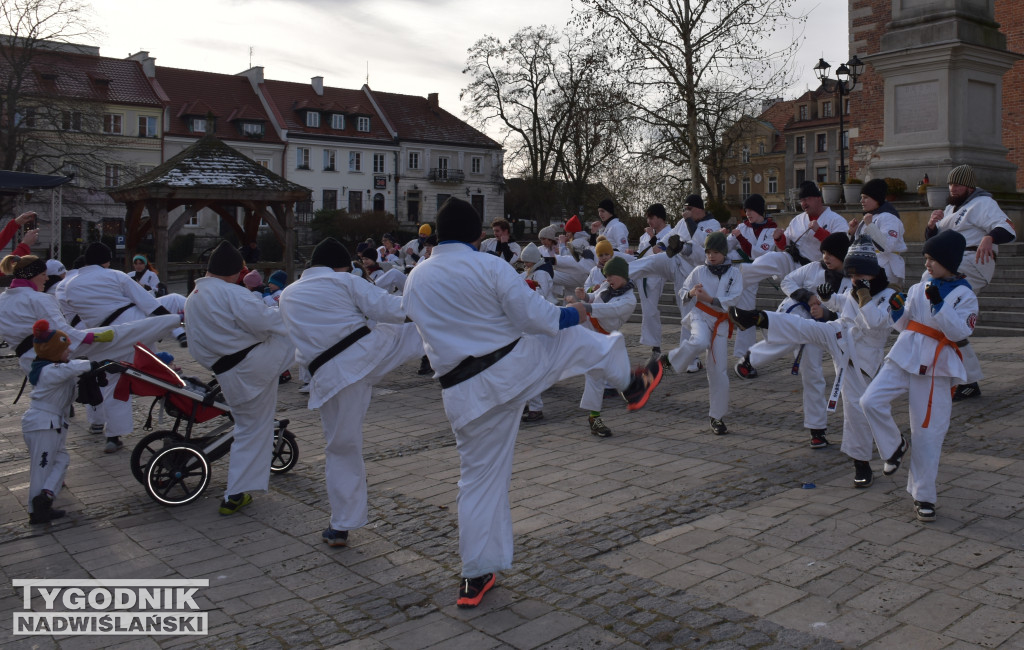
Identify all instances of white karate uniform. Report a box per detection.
[522,263,555,411]
[22,359,92,512]
[861,277,978,504]
[854,210,907,285]
[374,267,407,295]
[579,282,636,412]
[0,287,91,375]
[125,268,161,295]
[600,217,630,251]
[480,238,522,265]
[740,208,848,289]
[727,218,778,359]
[402,242,633,578]
[670,216,722,269]
[763,285,895,460]
[666,263,743,419]
[635,225,673,349]
[279,266,424,531]
[185,277,296,500]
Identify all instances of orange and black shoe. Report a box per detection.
[456,573,495,609]
[622,357,663,412]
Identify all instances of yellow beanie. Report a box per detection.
[418,224,432,237]
[595,240,613,256]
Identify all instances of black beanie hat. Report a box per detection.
[861,178,888,205]
[820,231,851,260]
[84,242,112,266]
[684,194,705,210]
[798,181,822,199]
[922,229,966,274]
[207,240,244,276]
[598,198,615,216]
[311,237,351,269]
[743,193,766,216]
[646,203,666,220]
[843,235,881,276]
[72,255,86,270]
[436,197,482,244]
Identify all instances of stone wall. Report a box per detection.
[997,0,1024,191]
[848,0,890,181]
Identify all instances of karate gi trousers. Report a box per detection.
[666,316,730,420]
[24,427,70,512]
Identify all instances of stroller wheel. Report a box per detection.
[145,445,210,506]
[270,429,299,474]
[130,431,185,484]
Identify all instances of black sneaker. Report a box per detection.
[104,436,124,454]
[589,415,612,437]
[663,234,684,258]
[710,417,728,435]
[728,307,764,331]
[809,430,829,449]
[734,354,758,380]
[417,355,433,375]
[603,388,620,399]
[952,382,981,401]
[853,460,873,488]
[883,435,909,475]
[521,411,544,422]
[914,500,936,522]
[177,333,188,348]
[322,528,349,547]
[278,370,292,384]
[29,493,64,524]
[457,573,495,608]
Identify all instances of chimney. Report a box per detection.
[128,51,156,78]
[427,92,438,109]
[312,76,324,96]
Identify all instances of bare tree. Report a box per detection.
[576,0,803,197]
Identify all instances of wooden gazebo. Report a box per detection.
[107,135,310,280]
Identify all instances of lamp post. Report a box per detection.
[813,55,863,184]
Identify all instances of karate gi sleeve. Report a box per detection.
[117,271,162,315]
[862,214,906,253]
[352,278,406,324]
[234,290,286,338]
[591,292,636,325]
[715,268,744,309]
[497,264,563,336]
[932,287,978,342]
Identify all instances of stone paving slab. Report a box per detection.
[0,325,1021,648]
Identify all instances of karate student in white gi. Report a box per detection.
[736,181,848,377]
[860,230,978,522]
[925,164,1016,400]
[519,242,555,422]
[725,194,778,363]
[847,178,907,286]
[126,254,162,295]
[663,232,742,436]
[21,320,95,524]
[566,256,637,437]
[479,218,521,264]
[279,238,424,546]
[731,237,896,488]
[401,224,433,270]
[735,233,851,449]
[402,198,662,609]
[62,242,177,452]
[597,198,629,252]
[634,204,674,360]
[185,241,296,516]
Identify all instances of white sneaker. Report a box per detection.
[686,359,703,373]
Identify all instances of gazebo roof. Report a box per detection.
[108,134,310,202]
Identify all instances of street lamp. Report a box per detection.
[814,55,863,184]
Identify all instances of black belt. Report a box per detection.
[308,326,371,377]
[14,333,33,357]
[100,304,134,327]
[438,339,519,389]
[212,342,260,375]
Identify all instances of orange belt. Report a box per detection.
[695,301,733,362]
[588,316,610,335]
[907,320,962,427]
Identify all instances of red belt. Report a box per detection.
[907,320,962,427]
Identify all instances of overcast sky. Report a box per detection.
[86,0,845,121]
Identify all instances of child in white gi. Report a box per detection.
[731,237,897,488]
[519,242,555,422]
[664,232,743,435]
[22,320,98,524]
[860,230,978,522]
[726,194,778,364]
[279,238,424,547]
[565,256,637,437]
[402,198,662,609]
[185,241,296,516]
[262,270,287,306]
[848,179,907,286]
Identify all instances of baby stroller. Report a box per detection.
[108,343,299,506]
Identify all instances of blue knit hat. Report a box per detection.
[268,270,288,289]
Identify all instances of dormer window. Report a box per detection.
[305,111,320,128]
[331,114,344,130]
[822,100,833,117]
[190,117,207,133]
[799,105,808,120]
[241,122,264,137]
[357,116,370,132]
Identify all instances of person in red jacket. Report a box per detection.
[0,212,39,262]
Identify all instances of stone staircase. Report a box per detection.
[628,242,1024,336]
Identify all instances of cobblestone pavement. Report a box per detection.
[0,325,1022,649]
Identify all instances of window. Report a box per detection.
[61,111,82,131]
[718,181,726,198]
[842,130,849,149]
[471,157,482,174]
[357,116,370,132]
[768,176,778,194]
[305,111,320,128]
[331,114,344,130]
[349,151,362,172]
[436,193,451,210]
[103,113,122,135]
[741,145,750,163]
[138,116,158,138]
[758,142,765,155]
[63,162,78,185]
[373,192,385,212]
[408,151,420,170]
[795,136,805,154]
[822,101,833,117]
[844,98,850,115]
[373,153,385,173]
[471,194,484,218]
[816,133,827,152]
[186,213,199,227]
[437,156,449,179]
[323,149,336,171]
[16,107,35,128]
[191,118,207,133]
[741,177,751,200]
[798,105,808,120]
[323,189,337,211]
[795,168,806,185]
[256,159,270,169]
[104,164,121,187]
[296,147,310,169]
[241,122,263,137]
[816,166,827,183]
[348,190,363,213]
